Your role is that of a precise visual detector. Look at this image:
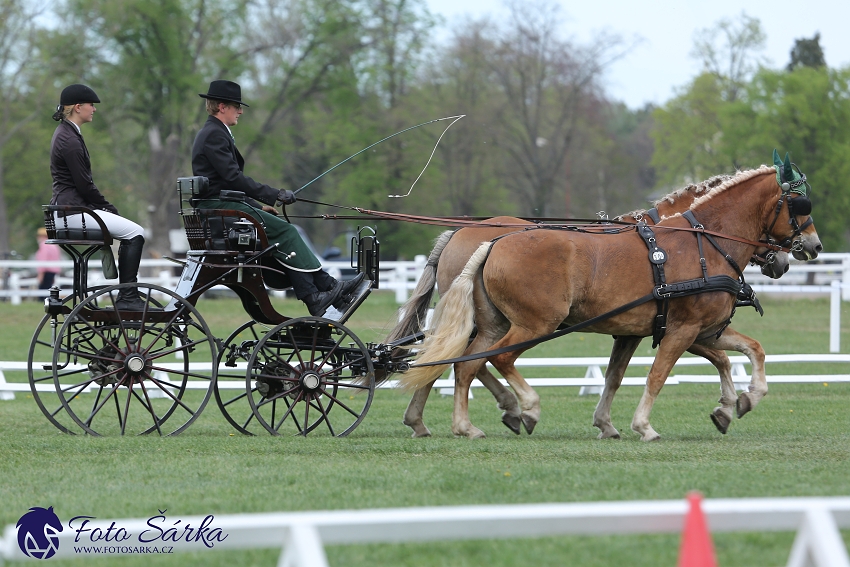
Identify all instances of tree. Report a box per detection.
[690,12,766,102]
[0,0,55,258]
[724,66,850,251]
[418,19,507,217]
[487,0,624,217]
[787,32,826,71]
[63,0,249,257]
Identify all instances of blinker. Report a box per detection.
[788,195,812,217]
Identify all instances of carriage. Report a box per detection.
[27,176,419,437]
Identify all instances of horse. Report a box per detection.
[388,176,804,439]
[398,157,821,440]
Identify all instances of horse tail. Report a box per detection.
[397,241,492,391]
[385,230,454,344]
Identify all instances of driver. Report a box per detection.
[191,80,363,316]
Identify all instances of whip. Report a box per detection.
[294,115,465,198]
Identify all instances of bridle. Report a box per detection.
[762,162,813,255]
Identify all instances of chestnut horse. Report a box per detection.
[389,177,805,439]
[398,161,821,440]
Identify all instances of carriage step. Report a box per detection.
[323,278,373,323]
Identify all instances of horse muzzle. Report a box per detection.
[792,233,823,261]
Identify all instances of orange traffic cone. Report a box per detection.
[677,491,717,567]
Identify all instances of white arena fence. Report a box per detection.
[1,354,848,401]
[1,254,848,351]
[0,257,430,305]
[1,497,848,566]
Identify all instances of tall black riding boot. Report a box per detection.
[115,235,147,311]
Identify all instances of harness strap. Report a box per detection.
[637,222,669,348]
[645,207,661,224]
[411,292,659,368]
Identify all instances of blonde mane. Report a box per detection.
[690,165,775,209]
[617,165,775,221]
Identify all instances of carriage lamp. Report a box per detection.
[44,286,63,316]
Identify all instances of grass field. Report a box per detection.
[0,292,848,566]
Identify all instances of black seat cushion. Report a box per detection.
[54,228,105,241]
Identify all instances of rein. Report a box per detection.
[297,198,795,252]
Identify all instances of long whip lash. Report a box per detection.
[388,114,465,198]
[294,115,465,196]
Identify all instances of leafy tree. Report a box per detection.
[0,0,57,257]
[787,32,826,71]
[651,73,728,188]
[62,0,248,256]
[690,12,766,102]
[418,19,508,217]
[723,66,850,251]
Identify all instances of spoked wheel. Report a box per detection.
[214,320,273,435]
[52,283,216,436]
[246,317,375,437]
[27,286,163,434]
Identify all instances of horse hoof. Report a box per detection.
[456,427,486,439]
[404,421,432,438]
[597,431,621,440]
[710,411,730,434]
[641,434,661,442]
[502,413,522,435]
[736,394,753,418]
[521,413,538,435]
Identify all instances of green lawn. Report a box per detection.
[0,293,848,566]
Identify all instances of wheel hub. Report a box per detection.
[125,354,146,374]
[300,371,321,391]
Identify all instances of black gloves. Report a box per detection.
[276,189,296,205]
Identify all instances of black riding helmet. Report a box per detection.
[53,84,100,121]
[59,84,100,106]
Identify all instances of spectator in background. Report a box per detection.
[35,227,61,290]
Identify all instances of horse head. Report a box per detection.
[769,150,822,260]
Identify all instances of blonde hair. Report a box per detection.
[206,99,224,115]
[52,105,76,122]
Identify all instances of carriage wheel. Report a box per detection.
[52,283,216,436]
[246,317,375,437]
[214,320,272,435]
[27,286,165,434]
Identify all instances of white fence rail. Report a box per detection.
[1,254,847,352]
[0,257,428,305]
[2,354,848,400]
[1,497,848,566]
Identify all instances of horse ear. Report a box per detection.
[783,153,793,181]
[773,149,782,167]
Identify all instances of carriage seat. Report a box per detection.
[42,205,112,246]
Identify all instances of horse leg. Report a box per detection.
[694,328,766,419]
[593,335,642,440]
[451,357,488,438]
[477,367,522,435]
[487,342,541,435]
[632,329,698,441]
[402,381,435,438]
[687,343,735,434]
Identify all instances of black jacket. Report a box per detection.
[49,120,118,213]
[191,116,279,206]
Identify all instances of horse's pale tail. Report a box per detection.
[370,231,454,387]
[384,230,454,345]
[397,241,492,392]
